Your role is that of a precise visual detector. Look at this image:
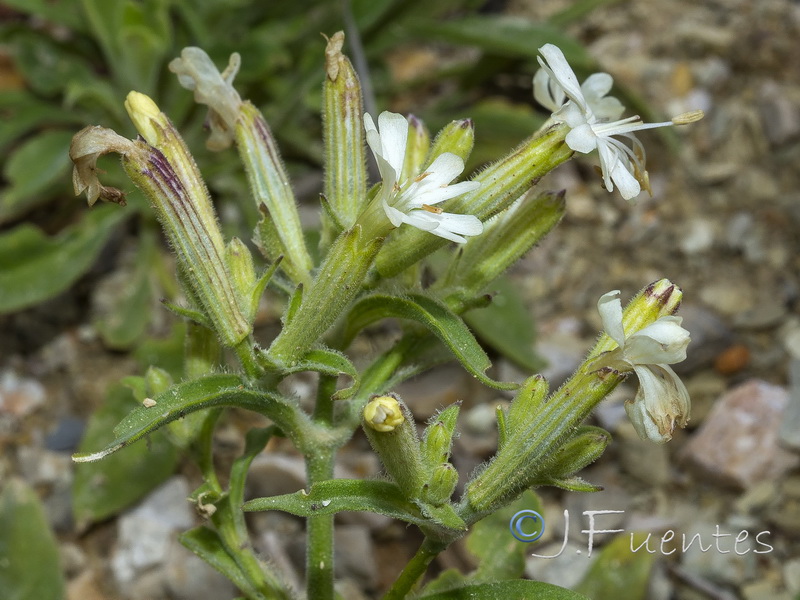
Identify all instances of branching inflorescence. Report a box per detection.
[70,34,701,600]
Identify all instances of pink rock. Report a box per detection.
[683,379,799,488]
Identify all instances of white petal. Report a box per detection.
[382,200,405,228]
[609,156,641,200]
[422,152,465,186]
[411,180,480,207]
[626,316,690,365]
[597,290,625,348]
[376,111,409,175]
[581,72,614,100]
[565,123,599,154]
[401,210,439,231]
[595,140,619,192]
[628,364,690,443]
[435,212,483,236]
[591,96,625,121]
[537,44,586,112]
[533,68,565,112]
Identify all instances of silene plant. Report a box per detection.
[69,35,703,599]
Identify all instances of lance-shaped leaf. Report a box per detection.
[244,480,463,533]
[263,348,359,401]
[72,375,304,462]
[342,293,517,390]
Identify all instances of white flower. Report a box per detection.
[534,44,702,201]
[597,290,691,443]
[364,111,483,243]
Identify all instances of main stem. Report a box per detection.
[305,447,335,599]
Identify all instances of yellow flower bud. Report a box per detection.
[363,396,405,432]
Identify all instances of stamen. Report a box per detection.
[671,110,705,125]
[421,204,443,214]
[414,171,431,182]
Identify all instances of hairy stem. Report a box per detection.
[382,537,446,600]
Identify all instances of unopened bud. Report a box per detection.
[423,463,459,506]
[426,118,474,166]
[364,396,404,432]
[362,395,427,499]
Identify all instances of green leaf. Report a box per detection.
[466,490,542,582]
[72,375,301,462]
[1,130,76,222]
[0,0,88,30]
[411,15,593,69]
[95,233,157,349]
[0,92,83,152]
[418,580,589,600]
[0,478,65,600]
[72,384,179,526]
[0,206,128,313]
[343,293,517,390]
[244,480,439,530]
[464,276,544,372]
[269,347,359,400]
[417,502,466,531]
[574,533,656,600]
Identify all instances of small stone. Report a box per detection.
[67,570,106,600]
[735,480,778,514]
[247,453,306,498]
[45,416,85,452]
[783,558,800,594]
[463,403,497,435]
[733,301,787,330]
[334,525,377,591]
[111,476,194,585]
[616,422,671,486]
[671,304,733,374]
[713,344,750,375]
[741,579,792,600]
[758,80,800,147]
[679,218,715,255]
[699,281,756,318]
[525,541,595,589]
[684,372,727,426]
[682,380,799,489]
[164,538,238,600]
[0,369,45,419]
[779,359,800,449]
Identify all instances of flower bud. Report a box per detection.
[402,115,431,181]
[363,396,405,432]
[70,97,252,348]
[421,403,460,468]
[426,118,474,167]
[362,395,426,499]
[446,190,565,294]
[225,237,257,321]
[423,463,459,506]
[322,32,367,240]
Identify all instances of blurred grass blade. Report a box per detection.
[0,206,128,314]
[0,478,66,600]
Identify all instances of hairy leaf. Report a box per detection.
[343,293,517,390]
